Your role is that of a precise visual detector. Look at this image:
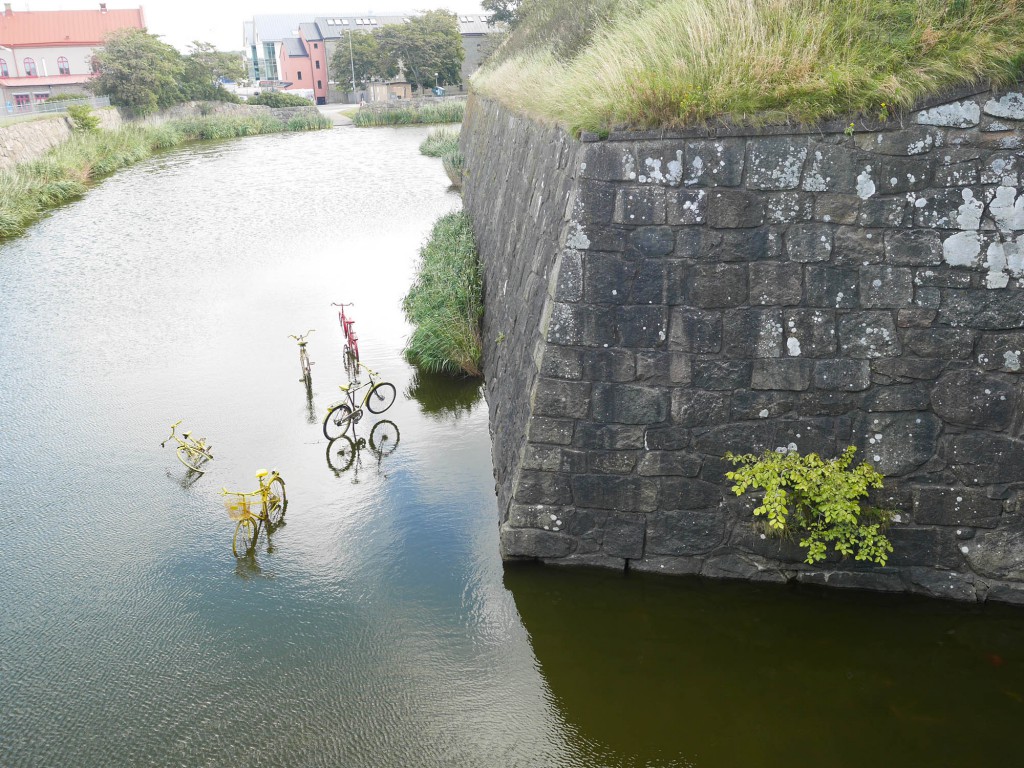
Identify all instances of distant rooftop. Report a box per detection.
[248,12,495,45]
[0,6,145,47]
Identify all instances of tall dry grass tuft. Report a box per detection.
[474,0,1024,133]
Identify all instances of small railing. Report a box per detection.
[3,95,111,116]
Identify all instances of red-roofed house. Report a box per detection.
[0,2,145,110]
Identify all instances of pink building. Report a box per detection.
[0,2,145,109]
[278,22,328,104]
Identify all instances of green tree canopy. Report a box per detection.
[481,0,520,25]
[375,10,464,92]
[329,31,393,90]
[180,42,245,101]
[89,28,184,115]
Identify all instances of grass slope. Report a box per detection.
[474,0,1024,132]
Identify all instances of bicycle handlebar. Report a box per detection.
[330,302,354,307]
[161,420,183,446]
[289,329,315,341]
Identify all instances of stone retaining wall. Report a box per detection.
[462,86,1024,605]
[0,108,121,169]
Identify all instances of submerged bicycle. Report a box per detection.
[326,419,400,475]
[161,420,214,473]
[222,469,287,557]
[331,302,360,374]
[323,361,396,440]
[289,329,315,384]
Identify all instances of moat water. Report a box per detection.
[1,125,1022,767]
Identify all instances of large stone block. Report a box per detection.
[501,526,573,559]
[931,370,1016,429]
[749,262,804,305]
[515,470,573,505]
[939,289,1024,330]
[692,359,752,390]
[832,226,884,265]
[752,359,814,390]
[671,389,731,427]
[854,126,941,156]
[838,312,902,358]
[685,263,748,307]
[853,411,941,476]
[783,309,837,357]
[902,328,975,359]
[602,512,646,558]
[805,265,860,308]
[591,382,669,424]
[533,378,591,418]
[572,474,658,511]
[722,308,784,358]
[616,305,669,348]
[684,139,745,186]
[589,450,639,474]
[626,226,676,257]
[964,520,1024,581]
[785,222,834,262]
[579,141,637,181]
[707,189,765,228]
[975,332,1024,372]
[814,359,871,391]
[669,308,722,353]
[638,450,702,476]
[745,136,809,190]
[913,487,1003,528]
[700,228,781,262]
[527,417,575,445]
[859,266,914,308]
[948,433,1024,485]
[803,144,861,194]
[666,188,708,225]
[694,422,777,455]
[660,477,722,508]
[886,526,963,569]
[645,510,728,555]
[575,423,646,450]
[615,186,666,225]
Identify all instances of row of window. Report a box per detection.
[0,56,72,77]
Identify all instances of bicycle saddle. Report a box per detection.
[182,431,191,439]
[255,469,269,478]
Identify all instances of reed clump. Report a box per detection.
[474,0,1024,134]
[402,211,483,377]
[0,111,331,241]
[353,100,465,126]
[419,127,460,157]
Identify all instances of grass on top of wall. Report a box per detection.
[473,0,1024,133]
[0,112,331,241]
[402,211,483,377]
[352,100,465,126]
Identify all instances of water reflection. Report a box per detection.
[505,564,1024,768]
[325,418,401,481]
[406,368,483,418]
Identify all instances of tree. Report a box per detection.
[329,31,392,90]
[89,28,184,115]
[481,0,521,25]
[375,10,464,92]
[180,42,245,101]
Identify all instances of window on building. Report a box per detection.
[15,93,30,107]
[57,56,70,75]
[313,43,318,49]
[297,71,302,80]
[24,58,37,77]
[34,92,48,102]
[317,80,322,89]
[315,60,320,69]
[0,59,8,77]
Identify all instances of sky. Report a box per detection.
[6,1,488,51]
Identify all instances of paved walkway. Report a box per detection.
[317,104,356,126]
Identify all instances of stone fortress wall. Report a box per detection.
[461,85,1024,605]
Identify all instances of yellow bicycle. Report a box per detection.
[323,362,396,440]
[222,469,287,557]
[161,420,214,473]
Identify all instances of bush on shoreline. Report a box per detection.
[0,111,330,241]
[402,211,483,377]
[353,100,465,126]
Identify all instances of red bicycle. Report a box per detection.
[332,302,360,363]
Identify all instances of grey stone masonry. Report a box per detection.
[461,85,1024,605]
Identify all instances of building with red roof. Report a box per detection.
[0,3,145,110]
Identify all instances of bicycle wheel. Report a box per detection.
[323,403,354,440]
[233,518,257,557]
[266,477,287,526]
[326,435,357,472]
[366,382,396,414]
[369,420,400,457]
[177,445,207,473]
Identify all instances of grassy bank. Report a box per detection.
[352,100,465,126]
[0,111,331,241]
[402,211,483,377]
[419,127,464,188]
[474,0,1024,133]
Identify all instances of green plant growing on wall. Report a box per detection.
[725,446,895,566]
[66,105,100,132]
